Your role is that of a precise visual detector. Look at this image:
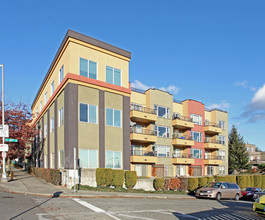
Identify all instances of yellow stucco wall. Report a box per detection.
[131,91,146,106]
[172,102,183,115]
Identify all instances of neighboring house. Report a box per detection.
[246,143,265,169]
[31,30,228,182]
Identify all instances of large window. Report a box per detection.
[50,117,55,133]
[153,145,170,157]
[207,166,214,175]
[58,107,64,127]
[219,151,225,160]
[219,120,225,130]
[190,114,202,125]
[191,131,202,142]
[80,58,97,79]
[135,164,147,177]
[59,150,64,168]
[219,166,225,175]
[106,151,122,169]
[154,105,170,119]
[131,145,143,156]
[59,65,64,84]
[219,135,225,145]
[79,103,97,124]
[106,66,121,86]
[191,148,202,159]
[106,108,121,127]
[79,149,98,168]
[50,81,54,97]
[176,165,186,176]
[155,125,170,138]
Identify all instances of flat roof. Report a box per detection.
[32,29,131,109]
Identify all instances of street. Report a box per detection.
[0,191,264,220]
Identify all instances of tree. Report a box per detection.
[0,102,36,162]
[255,147,262,152]
[229,125,250,172]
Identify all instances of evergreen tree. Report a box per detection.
[228,125,250,172]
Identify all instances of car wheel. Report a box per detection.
[235,193,239,201]
[216,193,221,201]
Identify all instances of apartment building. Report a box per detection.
[31,30,131,171]
[246,143,265,168]
[130,88,228,177]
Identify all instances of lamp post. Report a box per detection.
[0,64,7,181]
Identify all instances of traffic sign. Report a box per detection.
[2,151,6,158]
[0,144,8,152]
[5,138,18,142]
[0,125,9,137]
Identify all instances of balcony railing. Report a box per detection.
[130,127,157,136]
[204,121,221,128]
[172,114,192,122]
[204,137,221,144]
[172,153,193,158]
[131,150,157,156]
[130,105,156,114]
[172,133,193,140]
[131,87,145,94]
[204,155,222,160]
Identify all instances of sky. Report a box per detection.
[0,1,264,149]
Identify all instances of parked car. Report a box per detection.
[196,182,241,200]
[253,195,265,214]
[241,187,262,200]
[253,189,265,201]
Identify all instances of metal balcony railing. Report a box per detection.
[172,133,193,140]
[130,104,156,114]
[172,114,193,122]
[130,127,157,136]
[172,153,193,158]
[204,137,221,144]
[204,121,221,128]
[204,155,222,160]
[131,149,157,156]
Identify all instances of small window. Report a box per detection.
[155,105,170,119]
[79,149,98,168]
[51,81,54,97]
[155,125,170,138]
[106,66,121,86]
[191,131,202,142]
[190,114,202,125]
[219,136,225,145]
[58,107,64,127]
[59,65,64,84]
[79,103,98,124]
[80,58,97,79]
[36,108,39,117]
[219,120,226,130]
[40,101,43,111]
[44,92,48,105]
[50,117,55,133]
[105,151,122,169]
[191,148,202,159]
[106,108,121,127]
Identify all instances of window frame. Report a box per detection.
[155,125,170,138]
[191,131,203,142]
[58,107,64,127]
[191,148,203,159]
[219,120,226,130]
[44,92,48,105]
[190,113,202,125]
[154,145,170,157]
[79,103,98,124]
[105,65,122,86]
[79,149,99,168]
[50,81,54,97]
[154,105,170,119]
[40,101,43,112]
[105,150,122,169]
[50,117,55,133]
[59,65,64,84]
[105,107,122,127]
[79,57,98,80]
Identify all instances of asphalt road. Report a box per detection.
[0,191,264,220]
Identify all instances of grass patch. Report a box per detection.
[72,184,187,195]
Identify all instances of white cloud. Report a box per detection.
[251,84,265,108]
[234,80,247,88]
[207,100,230,110]
[159,85,180,95]
[131,80,151,91]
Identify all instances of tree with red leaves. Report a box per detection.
[0,102,37,162]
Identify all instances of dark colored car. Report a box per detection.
[253,189,265,201]
[241,187,262,200]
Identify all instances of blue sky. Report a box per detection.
[0,1,265,149]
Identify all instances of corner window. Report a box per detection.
[58,107,64,127]
[191,131,202,142]
[79,103,98,124]
[191,148,202,159]
[190,114,202,125]
[51,81,54,97]
[155,125,170,138]
[106,151,122,169]
[59,65,64,84]
[79,149,98,168]
[80,58,97,79]
[106,66,121,86]
[106,108,121,127]
[155,105,170,119]
[50,117,55,133]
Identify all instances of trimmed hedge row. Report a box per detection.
[30,167,61,185]
[96,168,137,189]
[153,178,181,191]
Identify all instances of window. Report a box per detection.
[251,147,254,153]
[154,105,170,119]
[59,65,64,84]
[50,153,55,168]
[80,58,97,79]
[219,166,225,175]
[135,164,148,177]
[59,150,64,168]
[219,151,225,160]
[131,145,143,156]
[40,101,43,112]
[50,117,54,133]
[219,136,225,145]
[106,108,121,127]
[190,114,202,125]
[205,151,210,159]
[250,156,254,161]
[176,165,186,176]
[58,107,64,127]
[44,124,47,137]
[219,120,226,130]
[247,147,250,152]
[106,151,122,169]
[191,131,202,142]
[191,148,202,159]
[79,103,98,124]
[51,81,54,97]
[79,149,98,168]
[155,125,170,138]
[153,145,170,157]
[44,92,48,105]
[106,66,121,86]
[207,166,214,175]
[36,108,39,117]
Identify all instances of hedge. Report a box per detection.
[96,168,113,187]
[237,175,246,189]
[253,175,262,188]
[154,178,164,191]
[125,171,137,189]
[188,178,198,192]
[198,177,207,187]
[112,170,124,188]
[30,167,61,185]
[105,169,113,187]
[262,176,265,189]
[215,175,236,183]
[207,176,214,183]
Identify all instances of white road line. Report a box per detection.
[118,213,156,220]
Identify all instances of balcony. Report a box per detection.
[172,153,194,164]
[204,138,222,150]
[172,114,194,129]
[130,150,158,164]
[204,121,222,134]
[172,133,194,147]
[130,105,157,124]
[204,156,222,165]
[130,128,157,143]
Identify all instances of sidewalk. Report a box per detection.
[0,168,195,199]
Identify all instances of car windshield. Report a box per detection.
[207,182,222,188]
[246,188,255,192]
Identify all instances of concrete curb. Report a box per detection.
[0,188,196,200]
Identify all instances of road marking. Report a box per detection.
[161,211,202,220]
[118,213,155,220]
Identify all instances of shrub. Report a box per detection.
[188,178,198,192]
[215,175,236,183]
[170,178,181,191]
[262,176,265,189]
[207,176,214,183]
[253,175,262,188]
[237,175,246,189]
[105,169,113,187]
[227,176,236,183]
[198,177,207,187]
[154,178,164,191]
[125,171,137,189]
[30,167,61,186]
[112,170,124,188]
[163,178,171,191]
[96,168,106,186]
[250,175,254,187]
